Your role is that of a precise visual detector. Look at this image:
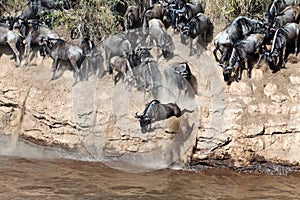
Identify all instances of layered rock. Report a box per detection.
[1,40,300,173]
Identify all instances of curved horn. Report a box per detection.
[135,112,141,118]
[219,63,226,69]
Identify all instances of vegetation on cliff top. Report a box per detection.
[1,0,269,42]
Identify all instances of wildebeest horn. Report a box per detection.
[135,112,141,118]
[219,64,226,69]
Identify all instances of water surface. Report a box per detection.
[1,156,300,199]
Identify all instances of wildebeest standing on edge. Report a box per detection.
[135,100,182,133]
[142,4,165,35]
[134,57,162,99]
[124,5,141,33]
[222,33,265,82]
[163,62,198,98]
[13,19,60,67]
[265,0,298,23]
[148,18,175,59]
[0,26,22,67]
[40,38,85,85]
[104,34,134,74]
[265,23,300,73]
[213,16,265,65]
[180,13,213,56]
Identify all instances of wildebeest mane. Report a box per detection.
[143,99,160,115]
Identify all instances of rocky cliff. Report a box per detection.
[1,33,300,173]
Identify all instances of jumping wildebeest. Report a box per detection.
[142,4,165,34]
[164,61,197,97]
[40,38,85,84]
[124,5,141,33]
[147,18,174,58]
[222,33,265,82]
[213,16,265,64]
[180,13,213,56]
[0,26,22,67]
[134,56,162,98]
[135,99,182,133]
[265,0,297,22]
[270,5,300,29]
[104,33,134,74]
[110,55,137,86]
[265,23,299,72]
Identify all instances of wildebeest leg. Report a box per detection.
[70,59,81,84]
[189,37,193,56]
[256,53,263,66]
[105,47,112,74]
[281,46,287,69]
[245,58,251,79]
[295,36,298,56]
[51,58,59,80]
[7,41,20,67]
[213,48,220,63]
[220,48,230,64]
[23,36,32,67]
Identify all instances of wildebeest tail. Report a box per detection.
[109,65,113,74]
[77,54,86,69]
[16,34,24,52]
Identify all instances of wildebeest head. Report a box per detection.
[179,24,189,45]
[265,50,279,72]
[135,112,150,133]
[135,46,152,61]
[160,34,174,59]
[219,64,231,82]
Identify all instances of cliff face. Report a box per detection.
[195,55,300,171]
[1,36,300,172]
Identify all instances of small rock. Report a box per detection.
[264,82,277,97]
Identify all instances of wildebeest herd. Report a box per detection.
[1,0,300,133]
[215,0,300,82]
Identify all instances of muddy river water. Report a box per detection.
[0,134,300,199]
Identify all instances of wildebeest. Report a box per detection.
[135,99,182,133]
[147,18,174,58]
[265,22,299,72]
[180,13,213,56]
[40,38,85,84]
[265,0,297,22]
[163,61,197,97]
[270,5,300,29]
[110,55,137,86]
[124,5,141,33]
[222,33,265,82]
[0,26,22,67]
[142,4,165,34]
[13,19,59,66]
[134,56,162,98]
[104,33,134,74]
[213,16,265,64]
[74,37,99,80]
